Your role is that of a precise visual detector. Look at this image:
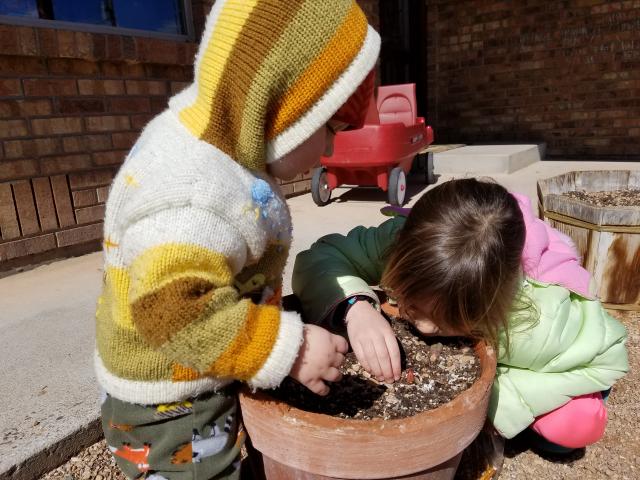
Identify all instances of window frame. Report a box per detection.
[0,0,195,42]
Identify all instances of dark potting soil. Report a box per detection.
[271,317,481,420]
[563,189,640,207]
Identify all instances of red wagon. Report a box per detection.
[312,83,434,206]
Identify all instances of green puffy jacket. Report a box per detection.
[292,218,629,438]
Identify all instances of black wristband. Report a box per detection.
[343,295,378,324]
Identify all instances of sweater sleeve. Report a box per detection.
[292,217,405,325]
[490,282,629,438]
[121,206,304,390]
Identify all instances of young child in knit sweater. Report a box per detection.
[96,1,380,478]
[293,178,629,451]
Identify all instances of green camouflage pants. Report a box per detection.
[101,386,243,480]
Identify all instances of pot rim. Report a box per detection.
[240,340,496,432]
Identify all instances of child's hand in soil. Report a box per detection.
[289,324,349,396]
[345,300,401,383]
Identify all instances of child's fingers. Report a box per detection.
[352,342,371,373]
[323,367,343,383]
[332,334,349,354]
[306,379,330,396]
[373,337,395,382]
[332,352,345,368]
[384,334,402,381]
[362,341,384,381]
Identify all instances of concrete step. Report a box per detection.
[0,253,103,480]
[434,144,544,175]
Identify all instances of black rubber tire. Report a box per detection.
[387,167,406,206]
[311,167,332,206]
[426,152,436,185]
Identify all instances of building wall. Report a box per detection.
[0,0,378,272]
[426,0,640,158]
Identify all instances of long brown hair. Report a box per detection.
[381,178,526,350]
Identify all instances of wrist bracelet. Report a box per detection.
[343,295,378,323]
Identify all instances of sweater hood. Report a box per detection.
[169,0,380,172]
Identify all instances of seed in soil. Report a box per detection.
[563,189,640,207]
[270,318,481,420]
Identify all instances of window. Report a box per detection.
[0,0,190,37]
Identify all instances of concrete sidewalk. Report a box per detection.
[1,159,638,479]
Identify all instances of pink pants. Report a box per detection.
[530,392,607,448]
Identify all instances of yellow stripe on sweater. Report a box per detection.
[268,1,368,138]
[206,303,280,380]
[179,0,259,138]
[128,243,233,303]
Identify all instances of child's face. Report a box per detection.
[400,299,462,337]
[267,120,348,181]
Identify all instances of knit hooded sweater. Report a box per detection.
[95,0,380,405]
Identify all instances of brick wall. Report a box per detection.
[0,0,381,272]
[426,0,640,159]
[0,24,200,271]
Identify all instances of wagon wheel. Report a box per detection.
[388,167,406,206]
[425,152,436,185]
[311,167,332,206]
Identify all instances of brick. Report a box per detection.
[68,169,115,189]
[85,115,131,132]
[72,189,98,208]
[101,61,145,78]
[12,180,39,235]
[278,183,294,196]
[3,138,62,159]
[122,36,137,61]
[0,234,56,261]
[37,28,59,58]
[111,132,138,150]
[75,204,106,224]
[32,177,59,231]
[56,30,77,58]
[58,98,106,114]
[47,58,99,76]
[0,159,39,181]
[74,31,93,59]
[96,186,110,203]
[137,38,179,65]
[0,182,20,240]
[32,117,83,136]
[93,150,127,166]
[62,134,111,153]
[23,79,78,97]
[78,79,126,96]
[0,25,37,56]
[171,80,190,94]
[145,64,192,81]
[108,97,151,113]
[50,174,75,227]
[131,114,153,130]
[55,223,102,247]
[0,79,22,97]
[0,56,48,76]
[125,80,167,96]
[149,97,167,114]
[0,99,52,118]
[92,34,107,60]
[293,179,311,194]
[0,119,29,138]
[41,154,92,175]
[105,36,123,61]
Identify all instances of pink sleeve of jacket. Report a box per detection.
[512,192,592,297]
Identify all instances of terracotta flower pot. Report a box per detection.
[239,331,496,480]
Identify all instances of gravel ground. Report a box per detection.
[41,310,638,480]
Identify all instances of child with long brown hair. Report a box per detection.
[293,178,628,451]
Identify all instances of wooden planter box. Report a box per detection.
[537,170,640,311]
